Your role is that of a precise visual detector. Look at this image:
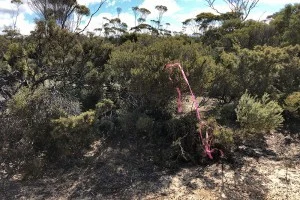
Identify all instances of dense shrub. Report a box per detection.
[51,110,96,158]
[210,45,300,103]
[201,117,234,152]
[212,102,238,125]
[1,5,300,172]
[3,86,81,161]
[235,91,284,133]
[162,113,200,161]
[284,92,300,118]
[213,127,234,151]
[105,35,217,119]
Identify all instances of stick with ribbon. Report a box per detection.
[165,62,223,159]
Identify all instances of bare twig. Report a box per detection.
[204,0,260,21]
[77,0,107,34]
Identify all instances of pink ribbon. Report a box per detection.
[165,62,221,159]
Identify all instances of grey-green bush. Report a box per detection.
[235,91,284,133]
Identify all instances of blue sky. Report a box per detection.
[0,0,299,35]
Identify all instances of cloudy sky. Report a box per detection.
[0,0,299,35]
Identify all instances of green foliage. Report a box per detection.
[210,45,300,102]
[270,3,300,45]
[276,45,300,95]
[4,42,28,74]
[235,91,284,133]
[163,114,200,161]
[6,86,81,159]
[96,99,115,113]
[202,117,234,151]
[136,114,154,134]
[105,35,216,118]
[214,127,234,151]
[8,86,80,118]
[51,111,96,157]
[215,103,237,124]
[284,92,300,118]
[223,20,277,49]
[1,2,300,172]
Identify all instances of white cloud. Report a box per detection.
[0,0,297,35]
[0,0,35,35]
[0,0,34,15]
[0,12,34,35]
[77,0,106,6]
[77,0,123,7]
[139,0,181,22]
[118,12,135,29]
[259,0,299,5]
[106,0,117,7]
[16,13,36,35]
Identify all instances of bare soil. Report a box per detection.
[1,127,299,200]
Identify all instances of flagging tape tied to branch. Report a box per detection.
[165,62,223,159]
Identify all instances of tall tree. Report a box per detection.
[11,0,23,31]
[132,6,139,27]
[117,7,122,18]
[138,8,151,22]
[182,18,200,35]
[28,0,78,29]
[269,3,300,45]
[204,0,259,21]
[28,0,107,32]
[195,12,220,31]
[155,5,168,31]
[102,17,128,37]
[74,5,90,31]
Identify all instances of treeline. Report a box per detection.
[0,3,299,177]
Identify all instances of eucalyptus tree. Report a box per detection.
[74,5,90,31]
[204,0,259,21]
[132,6,139,27]
[137,18,146,25]
[28,0,107,32]
[11,0,23,31]
[182,18,200,35]
[269,3,300,45]
[28,0,79,29]
[117,7,122,18]
[155,5,168,31]
[138,8,151,22]
[2,0,23,39]
[102,17,128,37]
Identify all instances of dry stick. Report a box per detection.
[77,0,107,34]
[165,62,223,159]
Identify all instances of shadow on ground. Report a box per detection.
[2,125,299,199]
[1,131,181,200]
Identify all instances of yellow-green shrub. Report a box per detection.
[284,92,300,118]
[2,86,82,172]
[51,111,96,157]
[205,117,234,151]
[235,91,284,133]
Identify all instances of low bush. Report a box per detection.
[235,91,284,133]
[3,86,81,165]
[205,118,234,151]
[51,110,96,158]
[284,92,300,118]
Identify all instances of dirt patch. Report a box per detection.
[1,130,299,200]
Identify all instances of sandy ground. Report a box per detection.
[1,128,299,200]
